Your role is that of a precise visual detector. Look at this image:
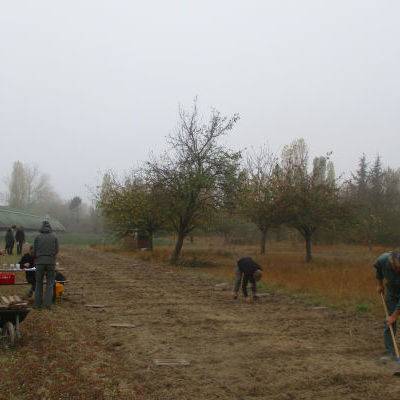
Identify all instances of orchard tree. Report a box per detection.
[97,171,164,250]
[280,139,350,262]
[240,146,283,254]
[146,99,241,264]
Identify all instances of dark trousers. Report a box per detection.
[26,272,36,293]
[17,241,24,255]
[384,290,399,354]
[233,267,257,297]
[6,244,14,255]
[35,264,56,309]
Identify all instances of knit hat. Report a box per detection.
[41,220,52,230]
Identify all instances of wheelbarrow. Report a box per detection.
[0,308,31,349]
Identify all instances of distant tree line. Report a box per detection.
[343,154,400,248]
[3,161,105,233]
[96,99,400,264]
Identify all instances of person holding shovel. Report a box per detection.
[375,248,400,362]
[233,257,263,303]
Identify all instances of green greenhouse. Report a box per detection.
[0,207,65,232]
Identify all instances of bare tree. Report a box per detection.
[240,146,281,254]
[146,99,241,264]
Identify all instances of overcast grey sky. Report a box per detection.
[1,1,399,203]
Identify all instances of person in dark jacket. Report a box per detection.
[15,226,25,255]
[5,228,15,255]
[19,245,36,298]
[375,248,400,362]
[33,220,59,310]
[233,257,263,303]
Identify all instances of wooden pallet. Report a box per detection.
[0,295,29,309]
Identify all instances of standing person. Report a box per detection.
[5,228,15,255]
[19,245,36,298]
[15,226,25,255]
[375,248,400,362]
[33,221,59,310]
[233,257,263,303]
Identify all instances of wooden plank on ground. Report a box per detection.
[154,359,190,366]
[110,323,136,328]
[84,304,106,308]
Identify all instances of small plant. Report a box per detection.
[355,303,371,314]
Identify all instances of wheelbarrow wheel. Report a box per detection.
[2,321,16,349]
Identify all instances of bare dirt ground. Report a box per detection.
[16,247,400,399]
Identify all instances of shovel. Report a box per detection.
[380,292,400,374]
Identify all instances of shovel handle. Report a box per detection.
[381,292,400,360]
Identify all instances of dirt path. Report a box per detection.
[56,247,400,400]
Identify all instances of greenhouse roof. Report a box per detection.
[0,207,66,231]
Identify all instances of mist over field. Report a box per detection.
[1,1,399,205]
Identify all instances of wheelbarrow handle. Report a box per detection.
[381,292,400,360]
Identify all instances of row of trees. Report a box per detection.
[345,154,400,247]
[98,100,372,264]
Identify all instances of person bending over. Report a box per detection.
[233,257,263,303]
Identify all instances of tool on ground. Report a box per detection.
[380,292,400,373]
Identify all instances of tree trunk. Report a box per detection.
[305,233,312,262]
[149,233,153,251]
[224,232,229,245]
[260,229,268,255]
[170,231,185,264]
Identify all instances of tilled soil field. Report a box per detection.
[5,247,400,399]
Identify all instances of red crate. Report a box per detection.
[0,273,15,285]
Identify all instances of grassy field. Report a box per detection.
[112,236,390,314]
[0,235,395,399]
[1,232,389,314]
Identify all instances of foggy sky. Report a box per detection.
[1,1,399,203]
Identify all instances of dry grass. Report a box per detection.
[0,306,123,400]
[113,237,390,313]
